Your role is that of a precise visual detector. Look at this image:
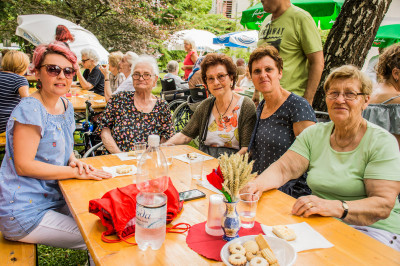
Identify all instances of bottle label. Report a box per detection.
[136,202,167,229]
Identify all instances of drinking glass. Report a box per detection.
[134,142,147,159]
[205,194,225,236]
[189,156,204,180]
[238,193,259,229]
[160,143,174,166]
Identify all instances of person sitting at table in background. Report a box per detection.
[55,24,74,48]
[236,58,246,76]
[97,55,173,153]
[166,54,256,157]
[0,42,111,254]
[236,66,254,90]
[75,48,104,96]
[0,49,10,70]
[100,51,126,102]
[182,37,199,80]
[188,56,205,89]
[363,44,400,149]
[0,50,30,133]
[164,60,189,90]
[242,65,400,251]
[112,51,139,95]
[248,46,316,198]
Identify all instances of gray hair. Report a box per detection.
[125,51,139,66]
[131,55,159,76]
[81,48,99,63]
[167,60,179,73]
[184,37,196,50]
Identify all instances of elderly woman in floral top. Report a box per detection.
[97,55,174,153]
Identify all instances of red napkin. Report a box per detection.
[186,221,264,261]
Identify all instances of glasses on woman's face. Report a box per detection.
[41,64,76,79]
[81,59,90,63]
[326,91,366,100]
[132,73,153,80]
[206,73,229,84]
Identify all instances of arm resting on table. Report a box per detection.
[165,132,192,145]
[76,70,94,90]
[101,127,122,154]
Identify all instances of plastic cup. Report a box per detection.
[189,156,204,180]
[160,143,174,166]
[238,193,259,229]
[134,142,147,159]
[205,194,225,236]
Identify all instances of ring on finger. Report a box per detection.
[307,202,313,209]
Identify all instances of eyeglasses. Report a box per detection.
[81,59,90,63]
[40,64,76,79]
[206,73,229,83]
[326,91,366,100]
[132,73,153,80]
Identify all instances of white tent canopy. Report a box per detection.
[164,29,222,52]
[16,14,109,64]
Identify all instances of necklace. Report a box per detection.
[215,93,234,122]
[333,121,363,149]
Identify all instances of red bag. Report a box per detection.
[89,177,187,243]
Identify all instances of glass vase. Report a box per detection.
[221,199,241,241]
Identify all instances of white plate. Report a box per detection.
[220,235,297,266]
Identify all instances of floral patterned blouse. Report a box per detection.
[97,91,173,151]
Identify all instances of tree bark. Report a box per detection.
[313,0,392,111]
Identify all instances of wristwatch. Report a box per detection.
[340,200,349,219]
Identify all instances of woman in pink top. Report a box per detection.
[182,37,199,80]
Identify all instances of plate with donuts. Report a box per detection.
[220,234,296,266]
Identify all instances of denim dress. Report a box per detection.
[0,97,75,240]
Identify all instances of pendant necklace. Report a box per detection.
[215,93,234,124]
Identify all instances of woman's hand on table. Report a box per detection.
[69,158,94,175]
[74,167,112,181]
[292,195,342,218]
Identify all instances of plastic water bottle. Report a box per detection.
[135,135,169,250]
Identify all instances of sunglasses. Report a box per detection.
[41,64,76,79]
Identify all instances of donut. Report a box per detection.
[250,257,269,266]
[228,253,247,266]
[229,243,246,255]
[243,240,259,254]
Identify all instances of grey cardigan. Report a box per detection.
[181,96,256,148]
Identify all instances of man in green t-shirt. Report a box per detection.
[254,0,324,105]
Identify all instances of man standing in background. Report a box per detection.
[254,0,324,105]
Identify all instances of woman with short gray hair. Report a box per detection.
[164,60,188,90]
[75,48,104,95]
[182,37,198,80]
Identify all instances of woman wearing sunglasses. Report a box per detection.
[97,55,174,153]
[0,42,111,255]
[166,53,256,158]
[75,48,105,96]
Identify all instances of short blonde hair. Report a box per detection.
[1,50,30,74]
[108,51,124,68]
[184,37,196,51]
[324,65,372,95]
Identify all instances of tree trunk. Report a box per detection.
[313,0,392,111]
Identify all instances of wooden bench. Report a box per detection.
[0,132,6,148]
[0,232,36,265]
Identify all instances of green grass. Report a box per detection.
[37,245,88,266]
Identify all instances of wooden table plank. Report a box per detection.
[59,145,400,266]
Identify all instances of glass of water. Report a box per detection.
[238,193,259,229]
[160,143,174,166]
[134,142,147,159]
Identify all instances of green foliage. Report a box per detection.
[222,47,252,63]
[319,29,330,47]
[37,245,88,266]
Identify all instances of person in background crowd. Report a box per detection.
[236,66,254,90]
[0,49,10,70]
[97,55,173,153]
[166,53,256,158]
[243,65,400,251]
[55,25,74,48]
[182,37,199,80]
[188,56,205,89]
[100,51,126,102]
[255,0,324,105]
[112,51,139,94]
[75,48,104,96]
[0,42,111,263]
[0,50,30,133]
[164,60,189,90]
[363,44,400,148]
[236,58,246,76]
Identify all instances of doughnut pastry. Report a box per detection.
[229,243,246,255]
[250,257,269,266]
[243,240,259,254]
[272,225,296,241]
[116,165,132,174]
[228,253,247,266]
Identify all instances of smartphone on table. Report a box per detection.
[179,189,206,202]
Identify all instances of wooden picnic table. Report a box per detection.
[28,86,106,112]
[58,145,400,266]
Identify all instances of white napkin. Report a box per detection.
[102,164,137,178]
[261,222,334,252]
[173,152,214,164]
[92,99,105,103]
[115,152,139,161]
[198,179,222,194]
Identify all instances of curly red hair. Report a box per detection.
[55,25,74,42]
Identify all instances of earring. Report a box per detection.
[36,80,42,90]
